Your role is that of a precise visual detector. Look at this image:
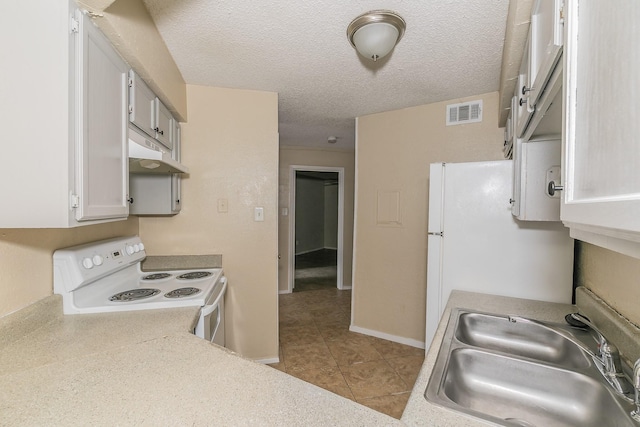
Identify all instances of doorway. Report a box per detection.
[288,166,345,293]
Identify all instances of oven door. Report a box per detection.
[195,277,226,346]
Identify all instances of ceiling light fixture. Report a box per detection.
[347,10,406,62]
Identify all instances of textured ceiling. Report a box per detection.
[142,0,510,149]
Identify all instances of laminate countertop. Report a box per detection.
[3,286,634,426]
[0,296,399,426]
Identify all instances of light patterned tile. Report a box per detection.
[317,324,355,342]
[288,366,355,401]
[279,323,324,348]
[314,312,351,327]
[340,360,409,400]
[386,355,425,386]
[368,337,425,360]
[310,307,350,323]
[357,392,411,419]
[279,310,315,325]
[327,337,382,366]
[282,342,337,372]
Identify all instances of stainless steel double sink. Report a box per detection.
[425,309,638,426]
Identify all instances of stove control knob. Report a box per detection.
[92,255,104,266]
[82,257,94,269]
[125,245,135,255]
[139,243,145,251]
[133,244,141,253]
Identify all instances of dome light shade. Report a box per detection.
[347,10,406,62]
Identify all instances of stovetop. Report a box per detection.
[53,236,223,314]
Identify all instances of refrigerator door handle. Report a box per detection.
[428,232,443,237]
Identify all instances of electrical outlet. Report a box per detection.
[217,199,228,213]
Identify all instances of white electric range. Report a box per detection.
[53,236,226,345]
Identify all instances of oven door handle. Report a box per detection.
[200,277,227,316]
[200,302,218,317]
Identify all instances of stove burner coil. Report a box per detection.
[177,271,213,280]
[164,287,202,298]
[109,288,161,302]
[141,273,172,281]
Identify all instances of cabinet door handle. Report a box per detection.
[519,98,526,106]
[548,181,564,196]
[522,85,532,95]
[127,197,134,204]
[153,127,164,135]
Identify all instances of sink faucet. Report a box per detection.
[632,359,640,421]
[568,313,633,395]
[508,314,633,396]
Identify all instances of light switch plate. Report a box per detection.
[254,206,264,221]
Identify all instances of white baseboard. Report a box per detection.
[338,285,352,290]
[278,289,291,294]
[255,357,280,364]
[349,324,425,349]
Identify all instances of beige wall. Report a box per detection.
[576,242,640,326]
[0,219,139,317]
[139,85,279,361]
[353,91,504,345]
[81,0,188,120]
[278,147,355,292]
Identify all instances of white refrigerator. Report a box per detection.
[425,160,574,348]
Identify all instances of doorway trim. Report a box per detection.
[288,165,345,293]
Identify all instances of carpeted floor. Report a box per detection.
[294,249,337,292]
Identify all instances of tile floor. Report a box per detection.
[268,287,425,419]
[293,249,338,292]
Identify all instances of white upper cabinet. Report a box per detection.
[129,70,174,150]
[562,0,640,257]
[512,138,562,221]
[514,37,534,138]
[76,8,129,222]
[528,0,564,108]
[154,99,173,149]
[1,2,129,227]
[516,0,565,141]
[128,70,156,137]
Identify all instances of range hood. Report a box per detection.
[128,126,189,174]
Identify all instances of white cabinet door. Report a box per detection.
[562,0,640,256]
[129,70,174,150]
[75,9,129,221]
[515,37,534,138]
[528,0,564,108]
[171,122,182,213]
[1,2,129,227]
[154,98,173,150]
[513,139,562,221]
[128,70,156,137]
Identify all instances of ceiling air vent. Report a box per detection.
[446,100,483,126]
